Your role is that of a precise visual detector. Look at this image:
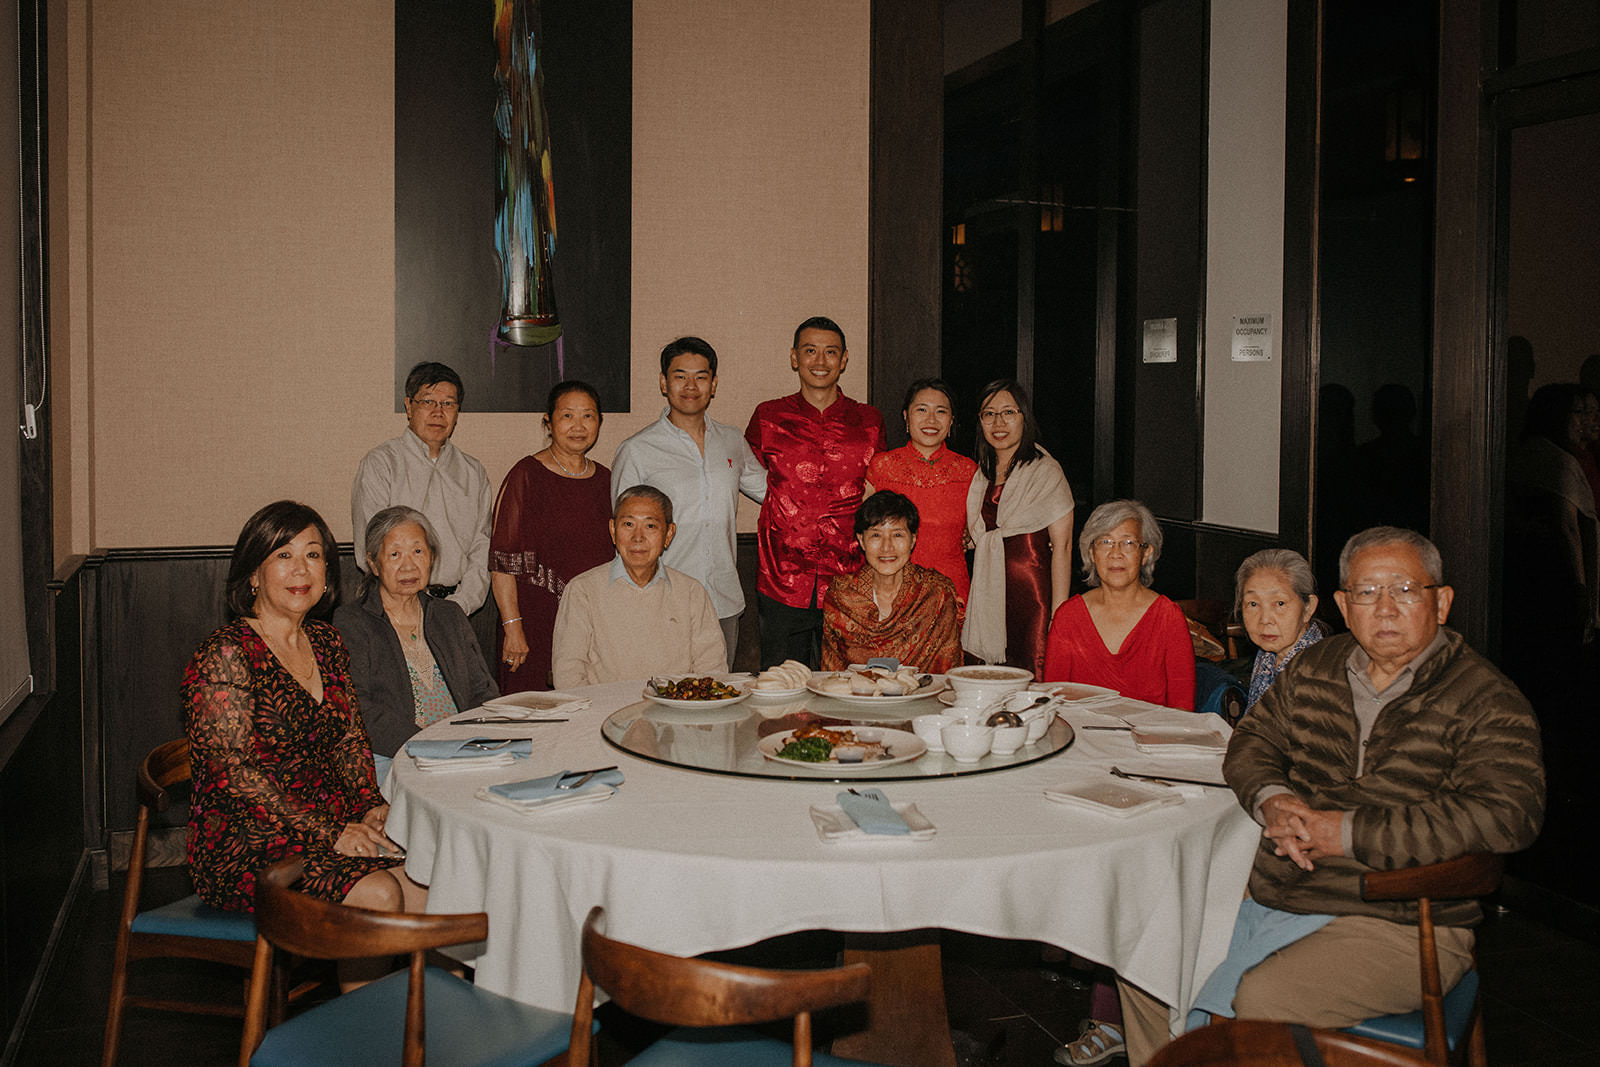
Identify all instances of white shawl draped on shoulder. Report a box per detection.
[961,447,1074,664]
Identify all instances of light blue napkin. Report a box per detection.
[404,737,533,760]
[489,768,627,802]
[836,788,910,835]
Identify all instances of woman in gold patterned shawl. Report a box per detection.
[822,491,962,673]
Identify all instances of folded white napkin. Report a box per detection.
[472,696,591,720]
[476,784,615,814]
[1131,724,1227,757]
[808,801,936,842]
[414,752,521,772]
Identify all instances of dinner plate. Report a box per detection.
[805,673,947,705]
[1042,778,1183,817]
[759,727,928,769]
[1033,682,1120,703]
[643,675,751,709]
[748,684,809,700]
[481,690,586,714]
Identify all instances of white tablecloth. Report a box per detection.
[384,680,1256,1031]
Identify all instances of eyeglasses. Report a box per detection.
[978,408,1021,424]
[1092,537,1146,554]
[410,398,460,413]
[1342,581,1439,606]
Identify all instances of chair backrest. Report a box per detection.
[1149,1019,1430,1066]
[138,736,192,815]
[251,857,486,962]
[570,906,871,1067]
[239,858,490,1067]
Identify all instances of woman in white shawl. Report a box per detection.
[962,379,1075,676]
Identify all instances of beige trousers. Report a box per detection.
[1118,914,1475,1066]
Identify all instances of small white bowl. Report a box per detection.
[1023,703,1056,743]
[941,723,994,763]
[911,714,956,752]
[990,723,1028,755]
[945,665,1034,703]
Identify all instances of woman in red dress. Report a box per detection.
[1042,499,1194,708]
[185,502,425,989]
[962,379,1075,677]
[866,378,978,612]
[490,380,614,692]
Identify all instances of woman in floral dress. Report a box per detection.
[184,501,426,941]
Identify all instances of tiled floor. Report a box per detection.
[16,867,1600,1065]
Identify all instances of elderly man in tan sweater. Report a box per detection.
[551,485,726,688]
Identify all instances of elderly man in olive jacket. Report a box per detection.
[1120,526,1544,1065]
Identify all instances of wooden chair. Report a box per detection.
[1150,1019,1428,1066]
[1176,597,1247,660]
[102,738,260,1066]
[1342,852,1503,1066]
[569,905,888,1067]
[239,857,573,1067]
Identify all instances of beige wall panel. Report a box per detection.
[618,0,871,535]
[80,0,871,547]
[89,0,396,547]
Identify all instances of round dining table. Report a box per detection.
[384,678,1257,1065]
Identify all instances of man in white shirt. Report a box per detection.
[609,337,767,668]
[351,362,495,656]
[551,485,726,687]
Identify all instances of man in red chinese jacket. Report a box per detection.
[745,316,887,667]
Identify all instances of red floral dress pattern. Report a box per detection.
[184,618,397,912]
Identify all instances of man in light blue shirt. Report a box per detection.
[610,337,767,667]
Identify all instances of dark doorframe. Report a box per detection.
[867,0,945,438]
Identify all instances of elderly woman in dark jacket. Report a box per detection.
[334,506,499,757]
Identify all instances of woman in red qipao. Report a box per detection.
[822,491,962,673]
[866,378,979,614]
[963,379,1075,677]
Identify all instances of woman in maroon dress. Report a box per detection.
[184,502,425,972]
[865,378,978,612]
[490,380,613,691]
[962,379,1075,678]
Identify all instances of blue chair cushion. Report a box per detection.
[130,894,258,942]
[627,1026,890,1067]
[251,966,573,1067]
[1343,968,1479,1051]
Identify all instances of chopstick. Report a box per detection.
[1110,766,1226,789]
[1080,725,1132,731]
[453,717,569,725]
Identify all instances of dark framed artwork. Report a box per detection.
[395,0,631,412]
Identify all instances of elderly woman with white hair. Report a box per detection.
[1041,499,1194,709]
[1234,547,1326,711]
[334,505,499,757]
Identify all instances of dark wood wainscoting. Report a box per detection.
[91,547,366,840]
[0,559,90,1048]
[1150,519,1284,609]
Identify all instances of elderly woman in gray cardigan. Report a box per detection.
[334,506,498,757]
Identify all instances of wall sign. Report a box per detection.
[1230,313,1273,362]
[1142,317,1178,363]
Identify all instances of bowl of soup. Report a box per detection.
[943,664,1034,703]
